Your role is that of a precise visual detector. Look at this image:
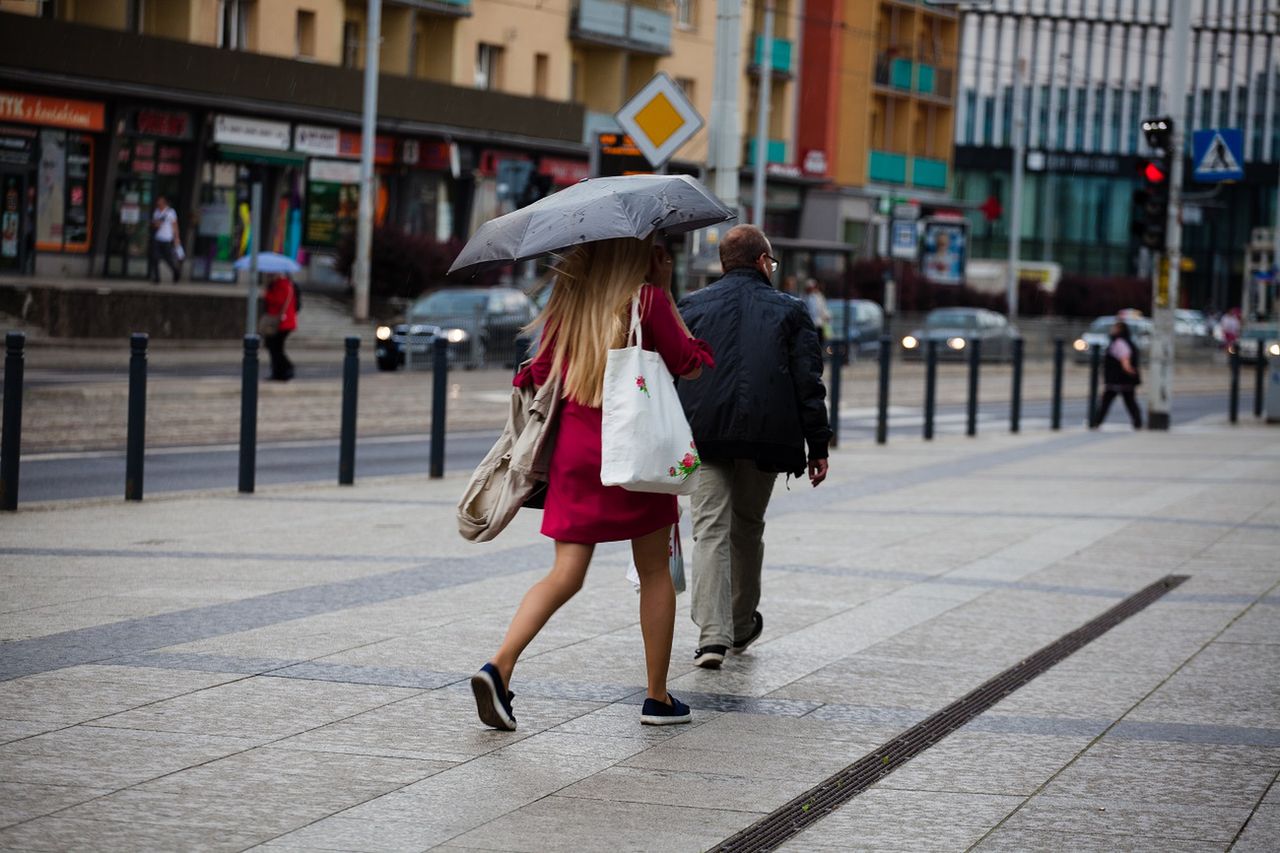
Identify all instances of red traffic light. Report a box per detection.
[1143,161,1167,183]
[979,195,1003,222]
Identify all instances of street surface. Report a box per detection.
[0,418,1276,851]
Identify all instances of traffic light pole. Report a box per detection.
[1148,0,1190,432]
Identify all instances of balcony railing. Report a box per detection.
[572,0,672,55]
[869,150,949,190]
[751,35,793,75]
[744,138,787,166]
[874,54,954,100]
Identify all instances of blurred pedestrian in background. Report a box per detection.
[148,195,182,283]
[804,278,832,349]
[471,236,713,732]
[1091,319,1142,430]
[261,274,298,381]
[677,225,831,669]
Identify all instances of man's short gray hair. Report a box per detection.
[719,225,771,273]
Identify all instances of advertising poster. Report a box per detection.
[1,174,19,259]
[922,219,967,286]
[305,182,358,248]
[63,135,91,249]
[37,129,65,248]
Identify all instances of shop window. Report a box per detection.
[475,43,504,91]
[342,20,361,68]
[534,53,549,99]
[296,9,317,58]
[676,77,695,102]
[35,129,93,254]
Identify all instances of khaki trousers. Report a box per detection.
[690,458,778,648]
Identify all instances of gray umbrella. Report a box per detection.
[448,173,735,278]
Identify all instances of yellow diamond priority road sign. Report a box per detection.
[615,73,704,169]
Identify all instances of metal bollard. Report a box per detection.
[430,336,448,478]
[1087,343,1102,428]
[1,331,24,511]
[924,339,938,441]
[1229,348,1240,424]
[1255,351,1267,419]
[1010,337,1024,434]
[238,335,260,494]
[339,336,359,485]
[828,339,843,449]
[125,333,148,501]
[965,337,981,437]
[876,335,891,445]
[1051,339,1064,431]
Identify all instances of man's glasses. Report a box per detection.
[763,254,779,273]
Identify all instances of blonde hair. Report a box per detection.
[530,237,655,407]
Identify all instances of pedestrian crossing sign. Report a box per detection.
[615,73,704,169]
[1191,128,1244,183]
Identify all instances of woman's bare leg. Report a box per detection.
[632,525,676,701]
[490,541,593,685]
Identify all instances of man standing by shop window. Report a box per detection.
[148,195,182,283]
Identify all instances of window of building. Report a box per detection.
[218,0,253,50]
[570,59,582,103]
[296,9,316,58]
[475,43,504,91]
[534,53,549,98]
[674,0,695,29]
[342,20,360,68]
[676,77,695,102]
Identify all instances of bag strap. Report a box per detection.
[627,292,643,349]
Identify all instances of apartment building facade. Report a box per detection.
[0,0,834,283]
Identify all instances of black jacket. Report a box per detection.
[1103,336,1141,387]
[677,268,831,475]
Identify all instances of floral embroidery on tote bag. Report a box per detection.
[667,441,701,480]
[635,375,650,398]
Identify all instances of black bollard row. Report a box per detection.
[1,331,24,511]
[239,335,260,494]
[1051,339,1065,431]
[966,337,981,437]
[1229,349,1240,424]
[1087,343,1102,428]
[875,335,891,445]
[923,339,938,441]
[430,336,448,478]
[339,336,360,485]
[125,333,148,501]
[1010,337,1024,434]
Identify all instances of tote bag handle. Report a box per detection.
[626,292,643,349]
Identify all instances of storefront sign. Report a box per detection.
[0,91,104,132]
[134,109,191,139]
[538,156,589,186]
[337,131,394,164]
[309,159,361,184]
[213,115,290,151]
[802,149,828,177]
[294,124,341,157]
[0,128,35,167]
[595,133,649,177]
[402,139,452,170]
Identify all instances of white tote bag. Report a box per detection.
[600,293,701,495]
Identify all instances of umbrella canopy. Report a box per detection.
[448,173,735,278]
[233,252,302,274]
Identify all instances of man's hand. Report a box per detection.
[808,458,828,487]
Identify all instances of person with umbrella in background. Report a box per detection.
[450,174,733,732]
[261,273,298,381]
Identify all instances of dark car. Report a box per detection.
[1228,325,1280,364]
[375,287,535,371]
[830,299,885,358]
[900,307,1020,361]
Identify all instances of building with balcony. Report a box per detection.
[795,0,960,246]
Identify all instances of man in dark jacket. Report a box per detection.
[677,224,831,668]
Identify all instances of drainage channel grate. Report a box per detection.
[710,573,1189,853]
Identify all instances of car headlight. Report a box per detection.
[1269,343,1280,357]
[376,325,392,341]
[947,337,966,350]
[446,328,469,343]
[902,335,918,349]
[1073,339,1088,352]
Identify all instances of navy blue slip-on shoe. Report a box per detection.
[470,663,517,731]
[640,693,692,726]
[731,612,764,654]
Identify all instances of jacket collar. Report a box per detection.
[719,266,774,289]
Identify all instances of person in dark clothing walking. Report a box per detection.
[677,225,832,669]
[1091,319,1143,429]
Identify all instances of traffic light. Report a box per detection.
[1132,116,1173,251]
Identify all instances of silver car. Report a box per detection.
[1072,315,1153,363]
[900,308,1020,362]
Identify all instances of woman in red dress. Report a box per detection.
[471,236,714,731]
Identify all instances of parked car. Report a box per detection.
[1072,314,1153,363]
[374,287,535,371]
[1175,309,1212,342]
[830,299,885,358]
[1228,325,1280,364]
[900,308,1020,361]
